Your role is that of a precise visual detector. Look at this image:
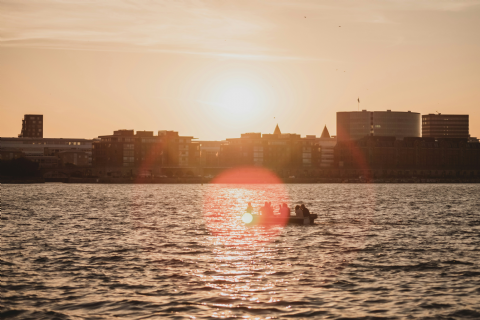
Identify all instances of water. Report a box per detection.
[1,184,480,319]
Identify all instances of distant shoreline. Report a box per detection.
[1,177,479,184]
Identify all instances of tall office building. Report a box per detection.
[422,114,469,139]
[337,110,420,141]
[19,114,43,138]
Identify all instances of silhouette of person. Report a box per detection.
[295,205,303,218]
[300,204,310,225]
[262,202,273,216]
[280,203,291,216]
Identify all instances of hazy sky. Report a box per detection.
[1,0,479,140]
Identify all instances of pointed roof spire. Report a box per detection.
[320,125,330,138]
[273,124,281,135]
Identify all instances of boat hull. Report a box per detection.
[245,214,317,225]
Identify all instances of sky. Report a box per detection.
[1,0,479,140]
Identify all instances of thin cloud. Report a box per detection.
[383,0,480,11]
[271,0,480,12]
[2,0,479,59]
[0,0,271,54]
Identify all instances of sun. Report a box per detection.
[208,76,266,122]
[217,85,257,115]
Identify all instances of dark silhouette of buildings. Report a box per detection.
[335,136,480,170]
[0,137,94,164]
[422,114,469,139]
[320,125,330,139]
[219,125,319,172]
[92,129,200,177]
[24,155,59,168]
[317,125,337,167]
[198,141,227,168]
[57,151,90,167]
[337,110,420,141]
[19,114,43,138]
[3,111,478,181]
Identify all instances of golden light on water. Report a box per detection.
[203,167,289,247]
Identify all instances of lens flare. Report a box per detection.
[241,212,253,224]
[203,167,289,246]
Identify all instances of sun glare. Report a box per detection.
[208,76,267,122]
[217,85,257,114]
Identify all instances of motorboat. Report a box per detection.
[242,213,317,225]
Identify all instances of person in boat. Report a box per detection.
[280,203,291,216]
[260,202,267,215]
[246,202,254,214]
[294,205,303,218]
[300,204,310,225]
[262,202,274,216]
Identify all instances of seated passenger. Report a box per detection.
[246,202,253,214]
[280,203,291,216]
[295,205,303,218]
[300,204,310,225]
[264,202,274,216]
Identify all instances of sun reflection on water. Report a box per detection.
[199,168,293,310]
[123,178,376,318]
[203,167,289,247]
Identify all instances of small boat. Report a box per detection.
[242,213,317,225]
[287,214,318,225]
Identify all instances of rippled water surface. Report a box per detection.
[2,183,480,319]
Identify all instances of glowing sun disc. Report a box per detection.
[242,212,253,224]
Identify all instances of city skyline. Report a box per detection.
[2,3,480,317]
[1,0,480,140]
[0,110,474,141]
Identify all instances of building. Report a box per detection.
[0,149,24,161]
[422,114,469,139]
[337,110,421,141]
[0,137,94,165]
[2,114,94,166]
[92,129,200,177]
[335,136,480,170]
[197,141,228,168]
[316,125,337,167]
[19,114,43,138]
[25,155,59,168]
[218,125,319,175]
[57,151,90,167]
